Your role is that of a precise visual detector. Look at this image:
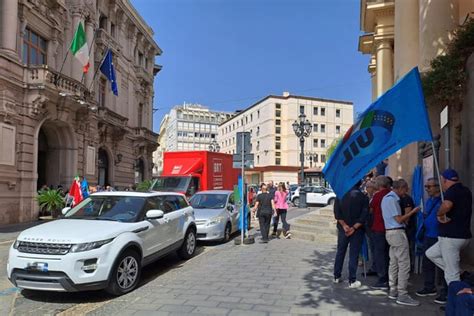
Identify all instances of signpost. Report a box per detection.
[233,132,254,245]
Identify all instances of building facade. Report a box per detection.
[218,93,353,185]
[152,104,233,175]
[358,0,474,261]
[0,0,161,224]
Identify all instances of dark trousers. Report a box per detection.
[258,213,272,241]
[423,237,448,296]
[372,231,389,283]
[446,281,474,316]
[366,229,377,272]
[273,209,290,233]
[334,228,364,283]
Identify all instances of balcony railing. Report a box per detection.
[96,28,120,54]
[134,127,158,142]
[24,65,86,96]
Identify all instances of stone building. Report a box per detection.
[0,0,161,224]
[358,0,474,261]
[218,93,353,185]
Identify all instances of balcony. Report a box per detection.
[24,65,86,97]
[134,65,153,83]
[134,127,158,143]
[95,28,120,55]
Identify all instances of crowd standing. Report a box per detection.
[332,168,473,315]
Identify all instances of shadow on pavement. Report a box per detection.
[299,248,443,315]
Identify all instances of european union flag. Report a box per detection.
[323,67,433,197]
[100,49,118,96]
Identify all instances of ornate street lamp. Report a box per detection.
[208,139,220,152]
[292,112,312,186]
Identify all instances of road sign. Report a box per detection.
[233,153,254,162]
[236,132,252,155]
[233,160,254,169]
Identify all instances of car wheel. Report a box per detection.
[106,249,141,296]
[222,223,232,243]
[293,197,300,207]
[178,228,196,259]
[328,198,335,206]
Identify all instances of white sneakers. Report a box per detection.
[348,280,362,289]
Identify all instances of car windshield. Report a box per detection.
[189,194,227,209]
[64,196,147,222]
[152,176,191,192]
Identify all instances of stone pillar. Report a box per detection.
[375,39,393,97]
[85,21,95,87]
[391,0,421,182]
[70,12,82,81]
[419,0,459,72]
[394,0,419,81]
[1,0,19,56]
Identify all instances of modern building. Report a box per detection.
[0,0,161,224]
[218,92,353,185]
[154,104,234,171]
[358,0,474,260]
[153,114,169,176]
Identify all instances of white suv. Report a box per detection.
[7,191,196,295]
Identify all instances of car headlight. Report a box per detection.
[207,216,225,226]
[70,238,114,253]
[12,240,20,249]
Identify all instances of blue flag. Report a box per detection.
[323,67,433,197]
[81,177,89,199]
[100,49,118,96]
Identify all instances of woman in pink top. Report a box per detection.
[272,183,291,238]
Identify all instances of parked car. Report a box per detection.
[7,191,196,295]
[291,186,336,207]
[190,190,249,242]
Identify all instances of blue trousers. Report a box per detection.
[446,281,474,316]
[334,228,364,283]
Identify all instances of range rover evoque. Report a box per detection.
[7,191,196,295]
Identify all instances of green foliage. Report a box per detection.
[36,189,65,214]
[422,18,474,108]
[136,180,153,192]
[326,137,342,160]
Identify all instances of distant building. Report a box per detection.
[154,104,234,173]
[153,114,169,176]
[219,92,353,185]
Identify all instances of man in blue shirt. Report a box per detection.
[415,178,446,303]
[381,179,421,306]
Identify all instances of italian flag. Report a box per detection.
[70,21,90,73]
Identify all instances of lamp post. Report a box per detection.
[208,139,220,152]
[293,113,312,207]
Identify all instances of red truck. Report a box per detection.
[151,151,240,196]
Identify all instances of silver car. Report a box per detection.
[189,190,241,242]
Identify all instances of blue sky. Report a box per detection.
[131,0,371,132]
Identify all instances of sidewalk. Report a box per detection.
[86,237,443,316]
[0,220,45,244]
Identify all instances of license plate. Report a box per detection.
[26,262,48,272]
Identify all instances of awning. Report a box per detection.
[163,157,204,176]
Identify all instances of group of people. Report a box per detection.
[333,168,473,315]
[251,181,292,243]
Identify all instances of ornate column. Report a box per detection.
[375,38,393,97]
[369,55,377,102]
[70,11,82,81]
[1,0,19,56]
[85,20,95,87]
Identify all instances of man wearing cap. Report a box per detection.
[426,169,472,306]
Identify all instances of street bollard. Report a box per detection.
[299,187,307,208]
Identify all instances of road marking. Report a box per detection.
[0,240,14,245]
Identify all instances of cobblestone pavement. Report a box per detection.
[1,209,444,315]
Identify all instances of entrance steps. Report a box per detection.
[289,206,337,244]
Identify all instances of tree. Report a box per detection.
[326,137,342,160]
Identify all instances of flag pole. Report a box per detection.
[88,49,108,92]
[80,27,99,84]
[431,141,444,202]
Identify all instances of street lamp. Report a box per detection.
[292,112,312,186]
[208,139,220,152]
